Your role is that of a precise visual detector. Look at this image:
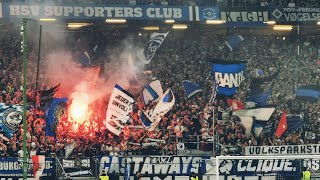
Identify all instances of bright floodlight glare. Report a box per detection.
[172,24,188,29]
[105,19,127,23]
[165,20,175,23]
[206,20,225,24]
[39,18,56,22]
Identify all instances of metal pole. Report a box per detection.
[22,19,28,180]
[34,25,42,107]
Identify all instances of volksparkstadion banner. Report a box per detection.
[245,144,320,156]
[0,3,193,21]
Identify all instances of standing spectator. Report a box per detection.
[288,0,295,7]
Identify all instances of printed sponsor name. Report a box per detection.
[221,11,268,22]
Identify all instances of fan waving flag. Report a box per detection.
[105,84,135,136]
[295,85,320,102]
[225,35,244,51]
[139,89,175,131]
[45,97,68,137]
[275,112,287,138]
[137,32,169,64]
[38,84,60,102]
[233,106,275,121]
[226,98,245,111]
[141,80,163,105]
[211,59,246,96]
[183,80,202,98]
[79,51,91,66]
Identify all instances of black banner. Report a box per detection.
[61,158,93,177]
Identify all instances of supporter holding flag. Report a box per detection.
[137,32,169,64]
[183,80,202,98]
[225,35,244,51]
[275,112,287,138]
[211,59,246,97]
[295,85,320,102]
[45,97,68,137]
[141,80,163,105]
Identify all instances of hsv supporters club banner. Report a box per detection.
[211,60,246,96]
[245,144,320,156]
[105,84,134,136]
[1,3,193,21]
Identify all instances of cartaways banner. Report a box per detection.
[1,3,193,21]
[211,60,246,96]
[98,156,213,179]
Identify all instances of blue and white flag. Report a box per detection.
[295,85,320,102]
[139,89,175,131]
[0,104,23,139]
[79,51,91,66]
[233,106,275,122]
[283,114,305,136]
[253,120,274,137]
[225,35,244,51]
[183,80,202,98]
[211,60,246,96]
[105,84,135,136]
[141,80,163,105]
[137,32,169,64]
[45,97,68,137]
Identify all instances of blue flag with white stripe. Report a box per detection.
[225,35,244,51]
[0,104,23,139]
[183,80,202,98]
[296,85,320,102]
[211,60,246,96]
[141,80,163,105]
[45,97,68,137]
[124,163,131,180]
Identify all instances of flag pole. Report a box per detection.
[22,19,28,180]
[34,24,42,108]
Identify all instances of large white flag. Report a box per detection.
[141,80,163,105]
[105,84,135,136]
[139,89,175,131]
[65,141,77,159]
[233,106,275,121]
[137,32,169,64]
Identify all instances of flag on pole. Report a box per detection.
[275,112,287,138]
[65,141,77,159]
[183,80,202,98]
[225,35,244,51]
[137,32,169,64]
[141,80,163,105]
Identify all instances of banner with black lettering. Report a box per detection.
[218,159,301,176]
[105,84,134,136]
[61,158,93,177]
[1,3,193,21]
[270,7,320,22]
[245,144,320,156]
[220,8,268,22]
[211,59,246,97]
[98,156,213,179]
[0,157,55,178]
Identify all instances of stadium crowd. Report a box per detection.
[0,25,319,158]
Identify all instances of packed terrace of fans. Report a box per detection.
[0,26,319,158]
